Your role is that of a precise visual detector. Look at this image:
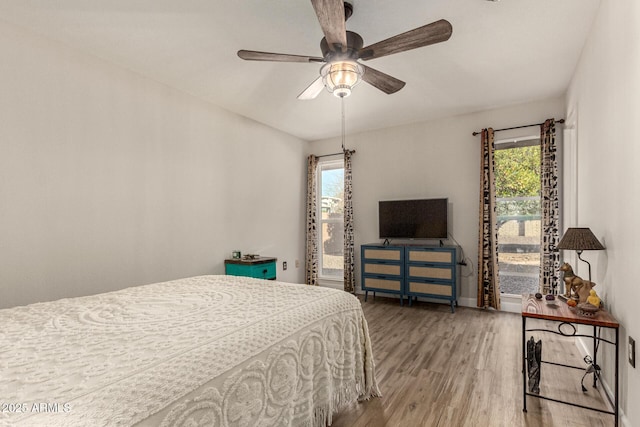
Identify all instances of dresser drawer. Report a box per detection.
[362,276,402,292]
[363,247,402,261]
[364,263,402,276]
[407,249,454,264]
[408,265,454,281]
[407,281,453,297]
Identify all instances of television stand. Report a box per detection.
[361,243,460,311]
[382,238,391,246]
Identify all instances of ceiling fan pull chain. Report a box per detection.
[341,95,346,151]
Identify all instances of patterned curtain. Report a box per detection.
[305,155,319,286]
[343,150,355,293]
[540,119,560,294]
[477,128,501,309]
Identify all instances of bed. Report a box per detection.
[0,275,380,426]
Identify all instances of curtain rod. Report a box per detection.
[316,149,355,158]
[472,119,565,136]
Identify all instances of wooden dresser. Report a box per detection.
[361,243,460,311]
[405,246,459,312]
[361,245,405,304]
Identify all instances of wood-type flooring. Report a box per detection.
[331,296,615,427]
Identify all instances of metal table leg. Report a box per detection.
[615,327,619,426]
[593,325,598,388]
[522,316,527,412]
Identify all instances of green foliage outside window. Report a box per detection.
[494,145,541,217]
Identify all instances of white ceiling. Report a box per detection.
[0,0,600,141]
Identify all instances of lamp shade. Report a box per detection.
[321,61,363,98]
[556,228,605,251]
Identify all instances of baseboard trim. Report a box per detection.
[457,295,522,313]
[457,296,476,308]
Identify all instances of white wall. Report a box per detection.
[0,21,307,309]
[310,97,564,306]
[565,0,640,424]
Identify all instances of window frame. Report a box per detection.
[317,158,344,281]
[494,135,543,297]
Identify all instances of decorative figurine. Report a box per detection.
[587,289,601,307]
[560,262,596,303]
[576,281,596,304]
[577,289,601,316]
[560,263,584,300]
[527,336,542,394]
[577,301,600,317]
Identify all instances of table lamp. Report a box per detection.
[556,227,605,283]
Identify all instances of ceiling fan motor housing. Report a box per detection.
[320,31,363,61]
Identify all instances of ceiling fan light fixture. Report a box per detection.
[321,60,363,98]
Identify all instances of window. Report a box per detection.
[318,159,344,279]
[494,137,542,295]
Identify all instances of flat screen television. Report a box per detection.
[379,198,448,239]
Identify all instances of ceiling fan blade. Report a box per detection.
[361,65,406,94]
[311,0,347,51]
[238,50,324,63]
[358,19,453,61]
[297,76,326,100]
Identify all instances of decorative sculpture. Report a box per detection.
[576,286,602,316]
[560,262,595,303]
[576,281,596,304]
[587,289,601,307]
[527,337,542,394]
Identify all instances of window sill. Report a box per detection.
[318,277,343,290]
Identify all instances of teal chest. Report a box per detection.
[225,257,277,280]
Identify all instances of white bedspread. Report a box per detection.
[0,275,380,426]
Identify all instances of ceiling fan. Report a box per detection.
[237,0,452,100]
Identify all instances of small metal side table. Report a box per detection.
[521,294,620,426]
